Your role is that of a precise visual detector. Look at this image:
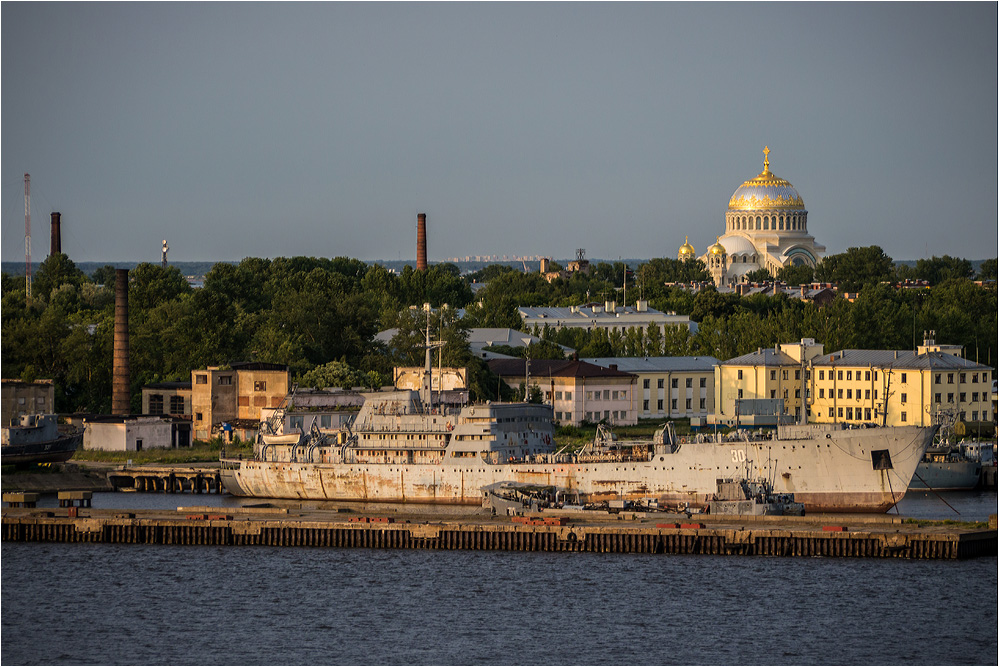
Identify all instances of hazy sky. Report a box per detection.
[2,3,996,264]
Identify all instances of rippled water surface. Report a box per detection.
[3,542,996,665]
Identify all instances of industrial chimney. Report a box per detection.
[112,269,131,415]
[50,212,62,256]
[416,213,428,271]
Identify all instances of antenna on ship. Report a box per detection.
[421,303,445,413]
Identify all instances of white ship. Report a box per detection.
[220,389,936,513]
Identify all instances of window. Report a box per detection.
[900,373,907,383]
[935,374,941,384]
[320,415,331,428]
[196,375,207,384]
[873,390,878,400]
[819,388,825,399]
[770,370,777,381]
[973,392,979,402]
[960,373,966,383]
[838,389,843,399]
[782,370,788,380]
[700,378,706,388]
[846,408,853,420]
[901,412,907,422]
[838,407,843,418]
[657,400,663,411]
[657,379,664,389]
[170,396,185,413]
[218,375,232,386]
[948,373,954,384]
[643,400,649,411]
[700,398,706,410]
[865,371,870,381]
[847,371,852,381]
[603,390,610,400]
[865,390,870,400]
[643,379,650,389]
[795,370,800,380]
[554,391,562,400]
[737,371,743,381]
[972,373,979,383]
[865,408,872,421]
[254,381,267,391]
[828,407,834,418]
[819,370,825,381]
[737,389,743,399]
[565,392,572,401]
[685,399,692,410]
[611,391,618,400]
[770,390,777,399]
[545,392,552,401]
[838,371,843,380]
[973,411,979,421]
[196,412,203,421]
[795,388,800,398]
[604,411,610,420]
[947,393,954,403]
[847,389,852,399]
[960,393,966,403]
[671,399,678,410]
[901,393,907,404]
[685,378,692,389]
[873,371,878,381]
[149,394,164,414]
[935,393,941,404]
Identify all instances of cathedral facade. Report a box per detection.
[679,147,825,287]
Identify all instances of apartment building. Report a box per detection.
[583,356,719,420]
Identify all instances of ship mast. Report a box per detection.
[24,173,31,302]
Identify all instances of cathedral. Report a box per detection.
[679,147,825,287]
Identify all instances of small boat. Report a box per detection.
[2,414,83,467]
[709,477,805,516]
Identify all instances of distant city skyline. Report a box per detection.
[3,3,996,264]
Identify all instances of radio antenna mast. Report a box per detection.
[24,174,31,302]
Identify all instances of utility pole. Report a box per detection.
[24,174,31,302]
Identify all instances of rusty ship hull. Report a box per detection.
[220,392,935,513]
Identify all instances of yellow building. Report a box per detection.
[712,339,824,425]
[810,341,994,427]
[191,362,289,440]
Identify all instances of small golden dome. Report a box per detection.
[678,236,696,258]
[709,237,726,255]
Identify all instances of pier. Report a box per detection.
[3,508,995,559]
[105,466,224,494]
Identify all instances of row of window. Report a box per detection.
[817,388,879,401]
[828,406,992,423]
[148,395,187,414]
[584,410,626,422]
[641,378,708,389]
[193,374,268,391]
[815,370,992,385]
[584,390,629,401]
[642,398,706,412]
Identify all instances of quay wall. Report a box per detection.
[3,512,995,560]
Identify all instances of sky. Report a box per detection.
[2,3,997,265]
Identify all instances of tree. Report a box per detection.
[913,255,974,285]
[776,264,814,286]
[813,246,895,291]
[32,253,86,302]
[299,360,369,390]
[742,268,773,284]
[977,258,997,282]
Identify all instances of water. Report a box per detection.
[3,490,996,664]
[2,543,995,665]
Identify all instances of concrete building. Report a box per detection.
[2,379,55,426]
[488,358,638,426]
[141,381,192,417]
[711,338,825,426]
[191,362,289,440]
[810,340,994,427]
[518,301,694,335]
[83,415,191,451]
[583,356,720,421]
[679,147,825,287]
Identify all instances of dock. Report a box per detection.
[3,507,995,559]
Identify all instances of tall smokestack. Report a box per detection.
[50,212,62,256]
[112,269,130,415]
[416,213,428,271]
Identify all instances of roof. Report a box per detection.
[813,349,993,371]
[487,359,636,379]
[722,348,799,367]
[582,356,720,373]
[143,381,192,391]
[230,362,288,372]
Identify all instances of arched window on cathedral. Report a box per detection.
[779,216,784,230]
[756,216,761,230]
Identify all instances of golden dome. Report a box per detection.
[709,237,726,255]
[678,236,696,258]
[728,146,805,211]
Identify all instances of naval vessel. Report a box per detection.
[220,389,936,513]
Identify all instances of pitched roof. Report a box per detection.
[721,348,799,367]
[582,356,720,373]
[812,349,993,371]
[487,359,635,379]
